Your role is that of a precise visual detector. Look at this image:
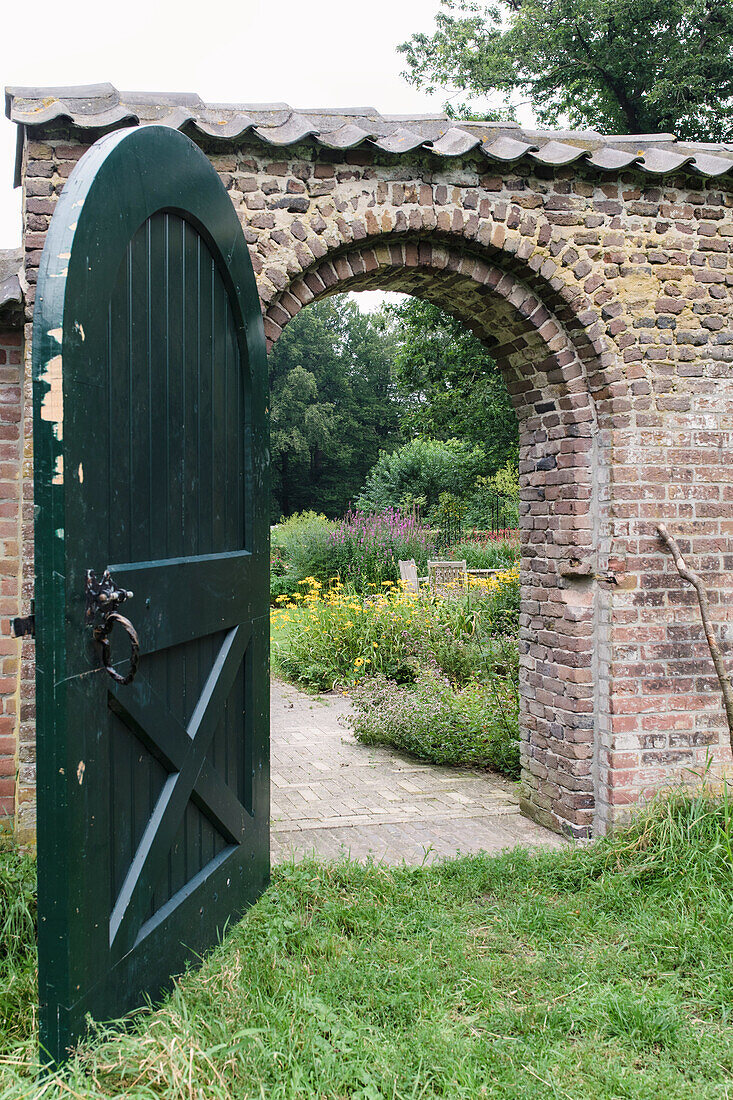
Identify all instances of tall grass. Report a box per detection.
[0,843,37,1050]
[3,790,733,1096]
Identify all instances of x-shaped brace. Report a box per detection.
[107,623,251,954]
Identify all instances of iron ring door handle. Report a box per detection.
[94,612,140,686]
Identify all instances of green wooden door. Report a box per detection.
[33,125,270,1064]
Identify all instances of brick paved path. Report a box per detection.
[270,680,565,864]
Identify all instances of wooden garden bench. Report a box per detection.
[427,559,468,595]
[398,559,427,593]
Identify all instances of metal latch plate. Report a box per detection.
[13,614,35,638]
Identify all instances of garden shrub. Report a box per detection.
[271,511,336,588]
[490,460,520,500]
[420,630,518,688]
[347,671,520,779]
[355,437,488,517]
[443,535,519,571]
[270,571,300,603]
[270,544,300,603]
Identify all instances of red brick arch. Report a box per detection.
[13,111,733,844]
[264,236,621,838]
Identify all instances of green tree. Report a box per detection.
[269,297,400,519]
[270,365,335,517]
[399,0,733,139]
[387,297,518,474]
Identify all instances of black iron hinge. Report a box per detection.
[13,598,35,639]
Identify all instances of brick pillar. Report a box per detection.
[0,328,23,833]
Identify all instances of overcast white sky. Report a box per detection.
[0,0,456,250]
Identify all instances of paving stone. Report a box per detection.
[270,680,565,865]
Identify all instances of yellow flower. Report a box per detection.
[345,620,354,628]
[354,657,364,667]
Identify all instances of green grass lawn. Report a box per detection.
[3,790,733,1097]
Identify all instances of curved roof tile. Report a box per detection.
[254,113,320,145]
[530,140,591,166]
[430,127,482,157]
[689,152,733,177]
[183,112,254,139]
[5,83,733,180]
[317,123,375,150]
[141,106,196,131]
[637,148,694,174]
[372,127,427,153]
[482,136,539,163]
[587,147,641,171]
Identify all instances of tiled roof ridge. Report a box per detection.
[5,83,733,178]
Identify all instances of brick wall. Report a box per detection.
[12,125,733,839]
[0,328,22,832]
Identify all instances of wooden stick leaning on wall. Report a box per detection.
[657,522,733,752]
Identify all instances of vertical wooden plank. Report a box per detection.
[196,249,219,868]
[212,267,226,553]
[243,634,255,814]
[108,250,132,565]
[148,213,169,567]
[146,211,172,917]
[197,251,214,555]
[209,268,231,818]
[225,318,242,801]
[129,223,152,563]
[166,215,188,899]
[182,224,202,888]
[183,221,200,560]
[108,251,138,905]
[128,225,157,853]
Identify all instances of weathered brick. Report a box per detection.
[5,119,733,846]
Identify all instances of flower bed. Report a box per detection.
[272,564,521,778]
[270,507,439,599]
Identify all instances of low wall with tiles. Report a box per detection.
[9,117,733,841]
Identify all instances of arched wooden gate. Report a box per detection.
[33,125,270,1064]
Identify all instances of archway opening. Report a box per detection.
[266,236,612,841]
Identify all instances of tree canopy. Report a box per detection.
[399,0,733,139]
[387,296,518,474]
[269,297,400,520]
[269,294,519,520]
